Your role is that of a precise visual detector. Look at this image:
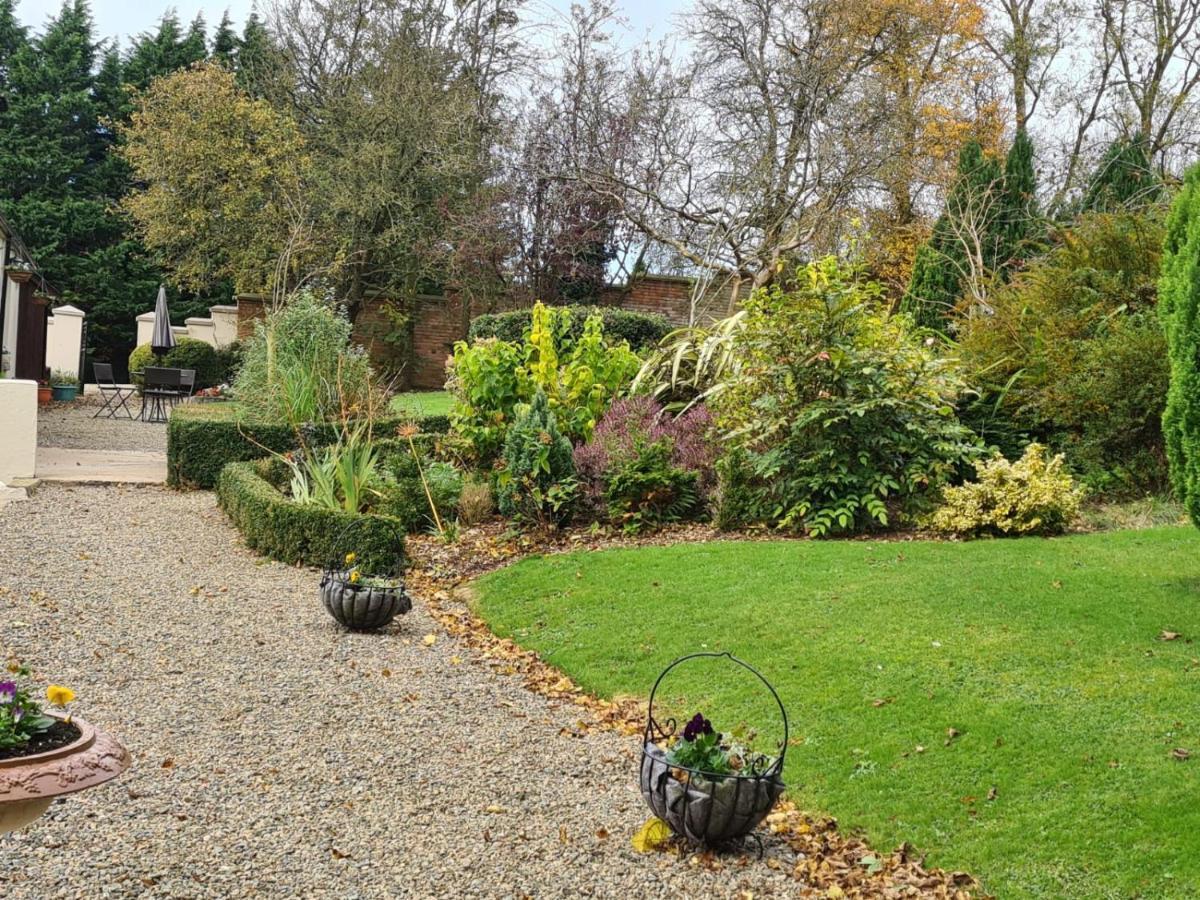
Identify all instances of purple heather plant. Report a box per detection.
[573,396,717,508]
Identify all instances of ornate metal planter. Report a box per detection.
[319,519,409,631]
[639,652,787,847]
[0,716,131,833]
[319,571,411,630]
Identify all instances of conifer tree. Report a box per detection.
[211,11,238,66]
[1081,134,1161,212]
[1160,161,1200,525]
[997,128,1041,269]
[902,140,1003,330]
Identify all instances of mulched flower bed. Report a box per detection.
[406,521,986,898]
[0,720,79,761]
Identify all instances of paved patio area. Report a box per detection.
[34,398,167,485]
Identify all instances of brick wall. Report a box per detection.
[236,275,736,391]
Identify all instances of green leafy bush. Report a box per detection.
[469,305,671,351]
[956,210,1168,494]
[448,301,640,462]
[496,391,578,527]
[712,258,980,535]
[216,459,404,570]
[128,337,226,391]
[603,440,700,533]
[372,447,463,532]
[233,291,378,424]
[928,444,1083,537]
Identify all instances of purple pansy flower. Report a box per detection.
[11,705,22,723]
[0,681,15,704]
[682,713,714,742]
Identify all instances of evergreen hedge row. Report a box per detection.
[216,459,405,571]
[468,305,672,351]
[167,402,449,489]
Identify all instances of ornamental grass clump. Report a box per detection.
[929,443,1084,537]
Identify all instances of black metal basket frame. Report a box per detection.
[644,651,789,781]
[321,516,406,590]
[640,652,788,849]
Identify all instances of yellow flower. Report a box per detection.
[344,552,357,565]
[348,570,361,584]
[46,685,75,708]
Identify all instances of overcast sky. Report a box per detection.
[14,0,683,48]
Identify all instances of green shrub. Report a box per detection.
[469,305,670,351]
[373,445,463,532]
[630,313,745,413]
[1162,161,1200,526]
[712,258,980,535]
[234,291,378,424]
[928,444,1084,537]
[496,391,578,527]
[603,440,700,533]
[216,459,404,571]
[448,301,640,462]
[167,403,418,489]
[957,209,1168,494]
[128,337,225,391]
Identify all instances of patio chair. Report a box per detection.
[92,362,134,420]
[141,367,181,424]
[174,369,196,405]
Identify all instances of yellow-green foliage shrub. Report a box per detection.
[929,444,1083,537]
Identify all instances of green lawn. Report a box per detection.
[473,529,1200,898]
[389,390,453,418]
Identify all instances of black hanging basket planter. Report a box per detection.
[639,652,787,847]
[319,518,411,631]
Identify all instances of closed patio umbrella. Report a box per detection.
[150,285,176,359]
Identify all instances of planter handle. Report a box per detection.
[645,651,788,774]
[322,514,406,581]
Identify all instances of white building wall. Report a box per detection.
[0,379,37,482]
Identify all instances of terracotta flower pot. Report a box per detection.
[0,717,131,833]
[36,386,52,405]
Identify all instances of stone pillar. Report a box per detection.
[135,311,154,347]
[209,305,239,347]
[45,304,85,379]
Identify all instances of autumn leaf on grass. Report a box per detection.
[1171,748,1191,761]
[1158,630,1182,641]
[631,817,671,853]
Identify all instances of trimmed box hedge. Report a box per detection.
[167,402,450,489]
[216,459,405,571]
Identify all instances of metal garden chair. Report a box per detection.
[92,362,135,420]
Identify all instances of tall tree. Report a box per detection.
[996,127,1040,268]
[981,0,1074,131]
[211,11,238,66]
[123,12,208,90]
[902,138,1004,328]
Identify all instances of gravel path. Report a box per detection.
[37,398,166,453]
[0,485,798,898]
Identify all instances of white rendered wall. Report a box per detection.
[184,318,217,346]
[0,379,36,481]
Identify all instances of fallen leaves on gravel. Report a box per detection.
[406,522,986,898]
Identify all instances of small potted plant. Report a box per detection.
[36,379,52,405]
[50,370,79,402]
[639,654,787,846]
[0,667,131,833]
[320,550,411,631]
